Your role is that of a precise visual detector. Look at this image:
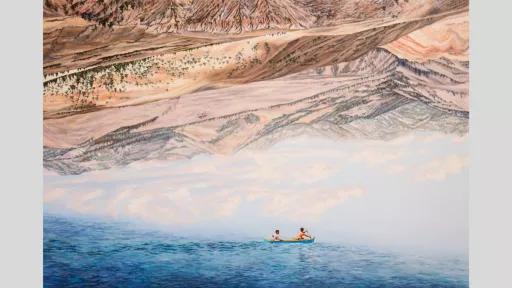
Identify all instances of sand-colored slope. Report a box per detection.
[383,11,468,62]
[43,0,468,76]
[43,16,232,75]
[43,8,467,119]
[44,48,469,174]
[44,48,468,150]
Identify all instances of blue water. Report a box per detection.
[44,216,468,287]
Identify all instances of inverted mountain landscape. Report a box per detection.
[43,0,469,175]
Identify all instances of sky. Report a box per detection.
[44,131,469,255]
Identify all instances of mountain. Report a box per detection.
[44,48,468,175]
[44,0,468,33]
[42,0,468,78]
[43,8,466,119]
[44,0,189,32]
[250,0,315,30]
[186,0,315,33]
[44,0,314,33]
[42,0,469,175]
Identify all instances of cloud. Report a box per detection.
[44,185,243,225]
[452,134,468,144]
[387,164,406,175]
[43,187,67,203]
[350,149,404,166]
[44,132,466,227]
[44,169,365,225]
[253,187,365,219]
[415,154,469,181]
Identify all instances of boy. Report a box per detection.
[272,229,282,241]
[295,227,311,240]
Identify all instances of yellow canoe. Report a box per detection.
[264,237,315,244]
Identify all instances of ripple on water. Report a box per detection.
[44,216,468,287]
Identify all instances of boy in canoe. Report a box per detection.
[271,229,282,241]
[295,227,311,240]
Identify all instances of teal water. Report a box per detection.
[44,215,468,287]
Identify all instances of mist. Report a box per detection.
[44,132,468,256]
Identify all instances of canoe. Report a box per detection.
[264,237,315,244]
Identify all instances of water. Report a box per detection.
[44,216,468,287]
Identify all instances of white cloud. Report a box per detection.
[387,164,406,175]
[350,149,404,166]
[44,132,466,228]
[415,154,469,181]
[254,187,365,219]
[44,182,364,226]
[44,187,67,203]
[452,134,469,144]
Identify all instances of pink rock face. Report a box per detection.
[44,0,468,33]
[383,12,469,62]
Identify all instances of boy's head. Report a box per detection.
[275,229,280,234]
[300,227,304,232]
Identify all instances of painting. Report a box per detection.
[43,0,469,287]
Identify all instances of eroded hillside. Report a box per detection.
[44,48,468,174]
[43,0,469,175]
[44,7,467,119]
